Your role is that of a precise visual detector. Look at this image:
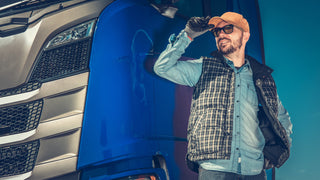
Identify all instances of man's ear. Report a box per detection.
[243,31,250,43]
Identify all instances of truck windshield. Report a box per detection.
[0,0,73,17]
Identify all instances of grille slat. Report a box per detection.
[0,140,40,178]
[0,81,41,98]
[29,38,91,82]
[0,100,43,137]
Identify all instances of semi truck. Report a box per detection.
[0,0,268,179]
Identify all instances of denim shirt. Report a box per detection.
[199,59,265,175]
[154,30,292,175]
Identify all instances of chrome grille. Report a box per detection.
[0,100,43,137]
[29,38,91,82]
[0,140,40,178]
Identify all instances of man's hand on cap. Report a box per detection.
[184,16,214,40]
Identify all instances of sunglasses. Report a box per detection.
[211,24,234,37]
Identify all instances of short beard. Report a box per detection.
[219,42,237,55]
[218,33,243,55]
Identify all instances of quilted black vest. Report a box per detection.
[186,51,290,172]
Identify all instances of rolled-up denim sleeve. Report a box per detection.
[153,30,202,87]
[277,96,293,147]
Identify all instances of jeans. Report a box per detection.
[198,168,267,180]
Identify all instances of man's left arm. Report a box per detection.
[277,96,293,147]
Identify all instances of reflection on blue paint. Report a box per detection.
[131,29,153,105]
[78,0,187,179]
[77,0,268,179]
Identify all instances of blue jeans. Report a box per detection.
[198,168,267,180]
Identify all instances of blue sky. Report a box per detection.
[258,1,320,179]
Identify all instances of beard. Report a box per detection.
[217,33,243,55]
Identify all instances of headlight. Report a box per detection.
[29,20,96,83]
[45,20,95,49]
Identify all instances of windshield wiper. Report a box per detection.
[0,0,30,11]
[0,0,73,17]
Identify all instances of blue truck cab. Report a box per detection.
[0,0,266,179]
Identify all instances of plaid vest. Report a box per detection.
[186,52,234,171]
[186,51,290,172]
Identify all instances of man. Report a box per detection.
[154,12,292,180]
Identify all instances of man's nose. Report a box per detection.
[218,30,228,37]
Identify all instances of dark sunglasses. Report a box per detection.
[211,24,234,37]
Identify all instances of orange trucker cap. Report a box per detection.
[208,12,250,32]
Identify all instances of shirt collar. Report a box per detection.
[224,57,251,72]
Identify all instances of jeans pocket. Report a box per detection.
[242,150,264,162]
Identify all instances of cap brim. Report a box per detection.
[208,17,226,30]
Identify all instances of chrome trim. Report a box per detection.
[27,113,82,141]
[0,89,39,106]
[0,172,31,180]
[0,129,36,145]
[30,157,77,180]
